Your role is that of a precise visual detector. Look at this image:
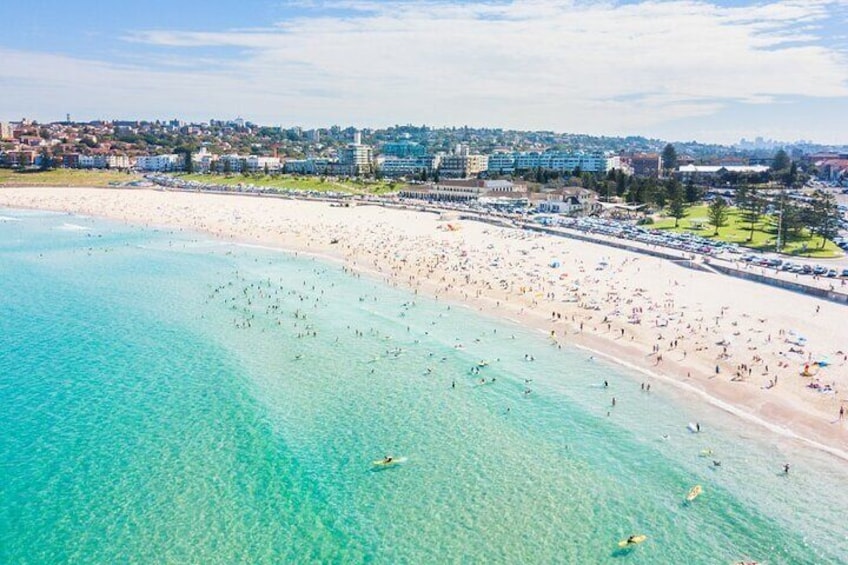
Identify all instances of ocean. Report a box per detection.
[1,208,846,564]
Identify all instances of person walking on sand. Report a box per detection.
[840,405,844,420]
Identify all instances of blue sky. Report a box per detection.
[1,0,846,145]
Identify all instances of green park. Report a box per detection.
[175,173,399,195]
[653,204,842,258]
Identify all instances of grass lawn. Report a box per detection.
[653,205,843,259]
[176,173,400,195]
[0,168,142,187]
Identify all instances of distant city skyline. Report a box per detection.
[2,0,847,146]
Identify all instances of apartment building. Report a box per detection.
[438,154,489,179]
[135,154,184,172]
[245,155,282,173]
[338,142,373,176]
[626,153,662,177]
[378,155,439,178]
[489,151,620,174]
[0,121,13,140]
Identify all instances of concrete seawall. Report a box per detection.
[706,262,848,305]
[516,221,848,305]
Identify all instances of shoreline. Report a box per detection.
[2,186,846,462]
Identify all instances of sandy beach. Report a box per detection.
[2,186,846,461]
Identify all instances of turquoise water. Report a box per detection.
[1,209,846,564]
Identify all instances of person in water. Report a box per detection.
[626,535,637,545]
[783,463,790,474]
[383,456,393,464]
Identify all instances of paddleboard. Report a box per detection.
[617,534,647,548]
[686,484,703,501]
[699,448,713,457]
[687,422,700,433]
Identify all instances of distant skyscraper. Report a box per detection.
[353,131,362,145]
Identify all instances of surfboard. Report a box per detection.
[372,456,407,467]
[617,534,647,548]
[686,484,703,501]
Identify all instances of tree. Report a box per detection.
[615,169,627,197]
[38,148,52,171]
[807,190,840,249]
[781,201,805,238]
[785,161,798,188]
[771,149,790,172]
[735,184,764,241]
[661,143,677,175]
[668,182,687,227]
[684,177,701,203]
[707,197,729,236]
[642,176,658,206]
[180,148,193,174]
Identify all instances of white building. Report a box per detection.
[0,121,13,140]
[502,151,618,174]
[135,154,184,172]
[191,147,217,173]
[77,154,129,169]
[399,179,526,202]
[284,158,334,175]
[245,155,282,173]
[338,143,373,176]
[533,188,600,215]
[676,164,770,179]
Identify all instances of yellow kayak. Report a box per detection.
[618,534,647,548]
[686,484,703,501]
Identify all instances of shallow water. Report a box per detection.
[1,209,846,564]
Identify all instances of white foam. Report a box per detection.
[56,222,91,231]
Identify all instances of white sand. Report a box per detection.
[3,186,846,459]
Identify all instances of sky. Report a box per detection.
[1,0,846,145]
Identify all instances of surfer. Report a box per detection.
[626,535,637,545]
[783,463,790,475]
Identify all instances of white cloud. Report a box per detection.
[2,0,847,143]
